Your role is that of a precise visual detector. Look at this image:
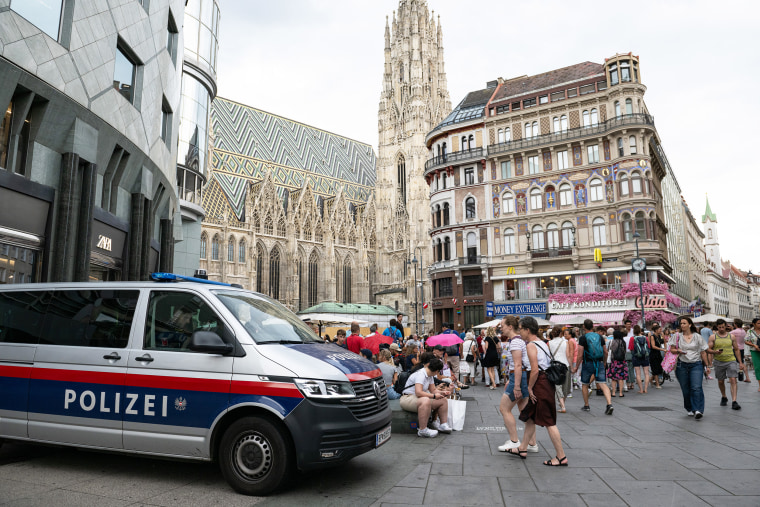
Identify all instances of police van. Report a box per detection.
[0,274,391,495]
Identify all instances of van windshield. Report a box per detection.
[214,291,322,344]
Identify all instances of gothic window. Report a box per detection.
[561,221,574,247]
[304,221,312,241]
[532,225,544,250]
[589,178,604,201]
[200,234,207,259]
[342,258,352,303]
[502,192,514,214]
[443,203,450,225]
[547,223,559,249]
[397,154,407,203]
[211,235,220,260]
[252,212,260,233]
[593,217,607,246]
[264,214,273,235]
[559,183,573,207]
[308,251,318,308]
[465,197,476,218]
[399,62,403,83]
[256,245,264,293]
[239,240,246,263]
[370,232,376,248]
[228,236,235,262]
[315,226,323,242]
[277,216,286,236]
[269,247,281,300]
[504,228,515,254]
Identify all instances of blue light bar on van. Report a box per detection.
[150,272,237,287]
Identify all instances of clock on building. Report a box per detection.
[632,257,647,272]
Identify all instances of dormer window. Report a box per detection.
[620,60,631,82]
[609,63,619,85]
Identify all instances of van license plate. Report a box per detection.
[375,425,391,447]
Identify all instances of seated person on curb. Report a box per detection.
[400,358,452,437]
[432,345,468,389]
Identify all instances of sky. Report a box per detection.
[217,0,760,274]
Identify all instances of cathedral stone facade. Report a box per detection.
[199,1,452,333]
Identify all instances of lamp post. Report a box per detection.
[409,247,424,335]
[633,232,646,329]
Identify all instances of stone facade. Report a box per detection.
[0,0,183,283]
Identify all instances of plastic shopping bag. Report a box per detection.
[447,398,467,431]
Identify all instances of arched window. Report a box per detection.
[435,204,441,227]
[308,251,318,308]
[441,142,447,156]
[582,110,590,127]
[342,258,352,303]
[617,137,624,157]
[502,192,514,214]
[264,215,273,235]
[619,173,630,196]
[277,217,286,237]
[590,108,598,125]
[466,232,477,263]
[444,236,451,260]
[504,128,511,142]
[635,211,647,237]
[228,236,235,262]
[561,221,574,247]
[212,235,220,260]
[504,228,515,254]
[649,211,657,240]
[525,122,538,139]
[442,173,447,189]
[622,213,633,241]
[553,117,559,133]
[436,238,442,261]
[469,134,474,150]
[498,129,504,143]
[397,154,407,202]
[629,135,637,155]
[465,197,476,218]
[593,217,607,246]
[531,225,544,250]
[547,223,559,249]
[255,245,264,293]
[708,229,713,239]
[560,115,568,131]
[589,178,604,202]
[304,221,312,241]
[530,188,542,210]
[443,202,450,225]
[614,101,621,118]
[269,247,281,300]
[631,171,643,193]
[239,240,246,263]
[200,234,207,259]
[625,98,633,115]
[461,136,468,151]
[559,183,572,207]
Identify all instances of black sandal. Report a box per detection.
[543,455,568,466]
[506,447,527,459]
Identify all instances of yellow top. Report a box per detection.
[712,334,736,362]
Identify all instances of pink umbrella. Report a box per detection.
[426,333,463,347]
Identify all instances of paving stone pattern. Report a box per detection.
[0,378,758,506]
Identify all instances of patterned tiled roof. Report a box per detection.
[491,62,604,103]
[208,98,377,220]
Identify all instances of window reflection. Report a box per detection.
[113,46,136,103]
[11,0,63,41]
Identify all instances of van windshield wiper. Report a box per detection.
[259,340,305,345]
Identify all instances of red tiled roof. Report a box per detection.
[491,62,605,103]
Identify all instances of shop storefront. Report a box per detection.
[431,268,493,332]
[89,209,128,281]
[547,287,679,326]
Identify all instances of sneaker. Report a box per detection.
[605,404,614,415]
[498,440,521,452]
[694,411,703,420]
[623,386,629,392]
[527,444,539,453]
[437,422,453,434]
[567,393,573,398]
[417,427,438,438]
[732,401,741,410]
[581,405,590,412]
[720,397,728,407]
[687,411,695,416]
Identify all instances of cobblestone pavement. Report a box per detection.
[1,375,758,506]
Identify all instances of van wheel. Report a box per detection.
[219,416,291,495]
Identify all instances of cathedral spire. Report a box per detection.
[702,194,717,223]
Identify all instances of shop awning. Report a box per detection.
[550,312,626,325]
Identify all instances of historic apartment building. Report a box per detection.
[424,54,679,330]
[0,0,183,284]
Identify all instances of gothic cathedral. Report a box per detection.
[374,0,451,329]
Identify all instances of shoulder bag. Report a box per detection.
[536,341,568,386]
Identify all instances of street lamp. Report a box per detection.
[408,247,425,335]
[632,232,646,329]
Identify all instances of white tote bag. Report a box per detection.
[447,398,467,431]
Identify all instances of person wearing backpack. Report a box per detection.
[606,330,629,397]
[629,325,651,394]
[571,319,613,415]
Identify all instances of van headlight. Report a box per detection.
[294,379,355,399]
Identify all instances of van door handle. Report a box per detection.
[135,354,154,362]
[103,352,122,361]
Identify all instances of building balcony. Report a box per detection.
[428,255,485,272]
[498,284,625,302]
[528,247,573,260]
[424,147,484,174]
[458,255,485,266]
[487,113,654,157]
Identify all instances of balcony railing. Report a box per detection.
[458,255,485,266]
[488,113,654,156]
[425,147,484,171]
[529,247,573,259]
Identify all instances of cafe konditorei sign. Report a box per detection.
[549,295,668,314]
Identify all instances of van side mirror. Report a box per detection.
[188,331,233,355]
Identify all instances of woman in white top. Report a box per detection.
[668,316,710,419]
[399,358,452,437]
[506,317,567,466]
[462,332,478,386]
[547,326,571,413]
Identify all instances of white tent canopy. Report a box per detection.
[474,317,552,329]
[692,313,725,324]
